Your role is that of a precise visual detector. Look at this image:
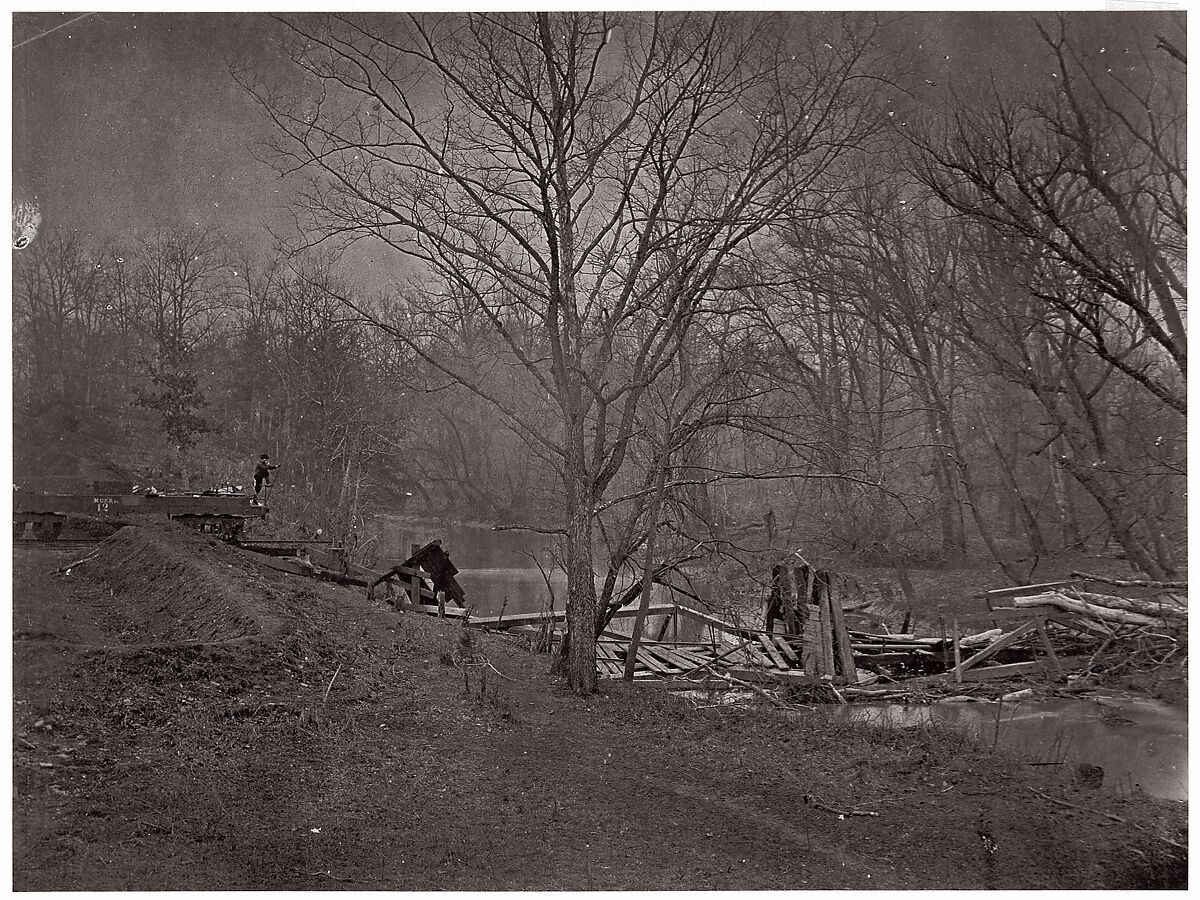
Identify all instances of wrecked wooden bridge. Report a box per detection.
[238,539,1185,693]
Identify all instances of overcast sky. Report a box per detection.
[11,10,1181,290]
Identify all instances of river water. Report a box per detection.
[376,516,687,627]
[832,693,1187,802]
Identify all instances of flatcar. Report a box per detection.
[13,481,267,541]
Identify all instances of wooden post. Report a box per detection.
[816,575,835,678]
[781,565,798,635]
[437,590,446,619]
[951,618,963,683]
[767,563,782,633]
[792,566,809,636]
[802,609,820,677]
[802,565,815,606]
[409,571,423,611]
[827,574,858,685]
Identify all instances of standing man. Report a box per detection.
[252,454,278,506]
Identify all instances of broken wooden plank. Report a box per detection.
[826,575,858,684]
[634,646,671,674]
[758,634,788,669]
[640,645,683,672]
[412,603,469,619]
[960,656,1088,682]
[773,634,799,665]
[595,642,619,661]
[473,609,565,627]
[473,603,675,628]
[670,647,716,669]
[649,645,699,671]
[816,583,835,678]
[745,642,778,669]
[955,620,1038,676]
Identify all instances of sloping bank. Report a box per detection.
[81,523,362,687]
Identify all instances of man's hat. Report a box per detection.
[260,454,270,459]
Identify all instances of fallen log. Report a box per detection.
[1070,571,1187,591]
[1013,593,1164,627]
[1064,589,1187,622]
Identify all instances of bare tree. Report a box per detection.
[241,11,882,692]
[910,14,1185,412]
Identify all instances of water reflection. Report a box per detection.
[834,694,1187,801]
[376,518,555,569]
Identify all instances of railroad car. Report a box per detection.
[13,481,267,541]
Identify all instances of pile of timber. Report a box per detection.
[594,632,810,683]
[1012,588,1186,628]
[1007,576,1187,681]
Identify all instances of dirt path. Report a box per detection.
[11,528,1187,889]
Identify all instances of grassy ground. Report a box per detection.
[11,526,1188,889]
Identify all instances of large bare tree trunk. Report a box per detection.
[561,477,598,695]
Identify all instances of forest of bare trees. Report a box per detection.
[13,12,1184,693]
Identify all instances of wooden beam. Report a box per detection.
[816,580,835,678]
[410,603,468,619]
[955,620,1038,675]
[802,608,821,677]
[758,634,788,669]
[669,647,715,669]
[773,634,799,665]
[960,656,1088,682]
[472,603,675,629]
[826,575,858,684]
[645,646,689,672]
[635,646,671,674]
[671,603,746,636]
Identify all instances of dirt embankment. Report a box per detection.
[87,525,286,642]
[12,527,1188,890]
